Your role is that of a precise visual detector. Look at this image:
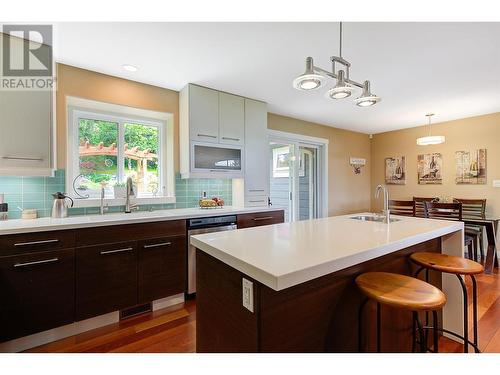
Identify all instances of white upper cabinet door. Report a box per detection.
[219,92,244,146]
[189,85,219,143]
[0,90,53,175]
[244,99,269,198]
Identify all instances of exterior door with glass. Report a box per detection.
[269,139,322,222]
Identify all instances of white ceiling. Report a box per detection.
[54,22,500,134]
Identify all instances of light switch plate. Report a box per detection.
[242,278,254,312]
[493,180,500,188]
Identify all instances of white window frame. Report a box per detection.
[66,97,175,208]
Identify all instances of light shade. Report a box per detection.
[354,80,381,107]
[354,96,381,107]
[325,70,354,99]
[293,73,323,90]
[416,135,446,146]
[326,86,355,99]
[293,57,323,91]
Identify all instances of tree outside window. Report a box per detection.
[75,115,162,199]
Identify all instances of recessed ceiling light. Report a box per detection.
[122,64,138,72]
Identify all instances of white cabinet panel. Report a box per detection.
[245,195,269,207]
[244,99,269,200]
[0,90,53,175]
[219,92,244,146]
[189,85,219,143]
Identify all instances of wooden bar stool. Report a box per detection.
[355,272,446,353]
[410,252,484,353]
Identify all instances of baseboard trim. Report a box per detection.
[0,293,185,353]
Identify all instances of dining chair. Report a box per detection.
[389,200,415,217]
[454,198,487,261]
[424,201,476,260]
[413,197,438,218]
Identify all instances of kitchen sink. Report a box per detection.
[350,215,401,223]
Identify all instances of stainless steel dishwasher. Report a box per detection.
[187,215,237,297]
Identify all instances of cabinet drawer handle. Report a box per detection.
[221,137,240,141]
[100,247,134,255]
[143,242,172,249]
[197,134,217,139]
[248,189,265,192]
[253,216,274,221]
[2,156,44,161]
[249,200,266,203]
[14,239,59,247]
[209,169,231,173]
[14,257,59,268]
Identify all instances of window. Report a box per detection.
[67,99,173,205]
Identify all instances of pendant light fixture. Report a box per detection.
[416,113,445,146]
[293,57,324,90]
[354,80,381,107]
[293,22,381,107]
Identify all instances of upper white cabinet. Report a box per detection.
[180,84,270,207]
[219,92,244,146]
[0,90,55,176]
[243,99,269,203]
[180,84,246,179]
[188,85,220,143]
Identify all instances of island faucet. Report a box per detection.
[375,184,390,223]
[125,176,139,213]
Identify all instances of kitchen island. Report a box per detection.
[190,213,464,352]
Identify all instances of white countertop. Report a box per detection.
[190,213,464,291]
[0,206,281,235]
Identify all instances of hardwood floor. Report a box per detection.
[29,268,499,353]
[439,267,500,353]
[27,300,196,353]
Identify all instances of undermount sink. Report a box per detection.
[350,215,401,223]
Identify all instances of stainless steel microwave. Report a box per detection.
[190,141,244,178]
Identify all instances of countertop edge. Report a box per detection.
[190,235,279,290]
[0,206,283,236]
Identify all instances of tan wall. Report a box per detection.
[55,64,179,170]
[268,113,372,216]
[371,112,500,217]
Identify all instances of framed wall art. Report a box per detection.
[455,149,487,184]
[417,153,443,185]
[385,156,406,185]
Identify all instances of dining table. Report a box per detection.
[462,217,499,274]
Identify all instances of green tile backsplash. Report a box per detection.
[0,170,232,219]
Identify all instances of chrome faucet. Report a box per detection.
[375,184,390,223]
[125,177,139,213]
[100,186,108,215]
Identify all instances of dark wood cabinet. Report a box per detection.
[0,230,75,257]
[138,235,187,304]
[0,248,75,342]
[237,210,284,229]
[75,241,138,321]
[75,221,185,246]
[0,212,275,343]
[75,220,187,321]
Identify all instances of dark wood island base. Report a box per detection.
[196,238,442,352]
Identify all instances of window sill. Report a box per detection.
[72,196,176,208]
